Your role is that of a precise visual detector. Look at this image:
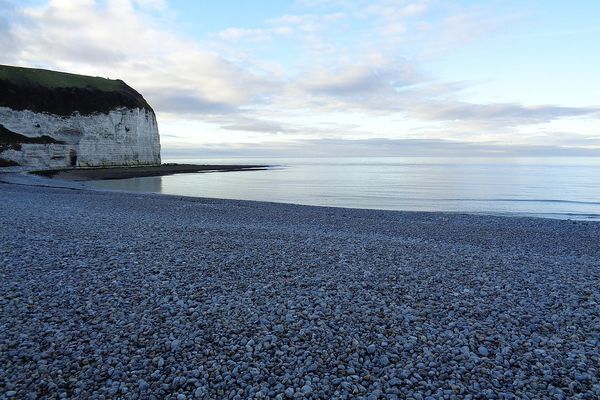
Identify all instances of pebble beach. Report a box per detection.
[1,181,599,399]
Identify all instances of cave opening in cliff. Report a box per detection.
[69,149,77,167]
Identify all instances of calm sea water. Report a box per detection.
[88,157,600,220]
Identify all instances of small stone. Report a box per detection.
[478,346,489,357]
[285,387,294,398]
[575,373,591,383]
[301,384,312,395]
[194,387,206,398]
[138,379,149,391]
[367,344,376,354]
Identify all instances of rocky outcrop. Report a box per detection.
[0,65,160,169]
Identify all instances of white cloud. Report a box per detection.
[420,8,521,58]
[218,26,293,42]
[269,12,346,31]
[365,1,429,21]
[409,102,598,125]
[222,119,295,134]
[0,0,14,53]
[2,0,277,115]
[162,137,600,159]
[132,0,166,10]
[0,0,598,151]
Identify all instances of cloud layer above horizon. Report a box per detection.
[1,0,599,156]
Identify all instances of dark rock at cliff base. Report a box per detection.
[0,64,152,116]
[0,158,19,167]
[0,124,64,152]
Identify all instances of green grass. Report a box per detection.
[0,64,123,92]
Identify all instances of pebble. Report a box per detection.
[478,346,490,357]
[0,183,598,398]
[301,384,312,395]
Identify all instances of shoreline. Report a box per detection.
[29,163,271,181]
[2,169,599,223]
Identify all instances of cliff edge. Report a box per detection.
[0,65,161,169]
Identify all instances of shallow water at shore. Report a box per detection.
[87,156,600,220]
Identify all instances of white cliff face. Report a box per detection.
[0,106,161,169]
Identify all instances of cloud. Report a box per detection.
[365,1,428,18]
[1,0,598,151]
[292,0,353,9]
[132,0,166,10]
[295,63,598,125]
[218,26,293,42]
[255,2,597,129]
[144,89,239,115]
[1,0,277,115]
[162,137,600,159]
[364,0,429,36]
[519,132,600,148]
[410,102,599,125]
[416,8,520,57]
[304,66,405,96]
[221,118,296,134]
[269,12,346,31]
[0,0,16,54]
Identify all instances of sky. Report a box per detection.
[1,0,599,157]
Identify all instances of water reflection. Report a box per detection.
[90,176,163,193]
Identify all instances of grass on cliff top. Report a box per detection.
[0,64,123,92]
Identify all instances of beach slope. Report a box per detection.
[0,183,598,398]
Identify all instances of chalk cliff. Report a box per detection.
[0,65,160,169]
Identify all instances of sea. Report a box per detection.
[87,157,600,221]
